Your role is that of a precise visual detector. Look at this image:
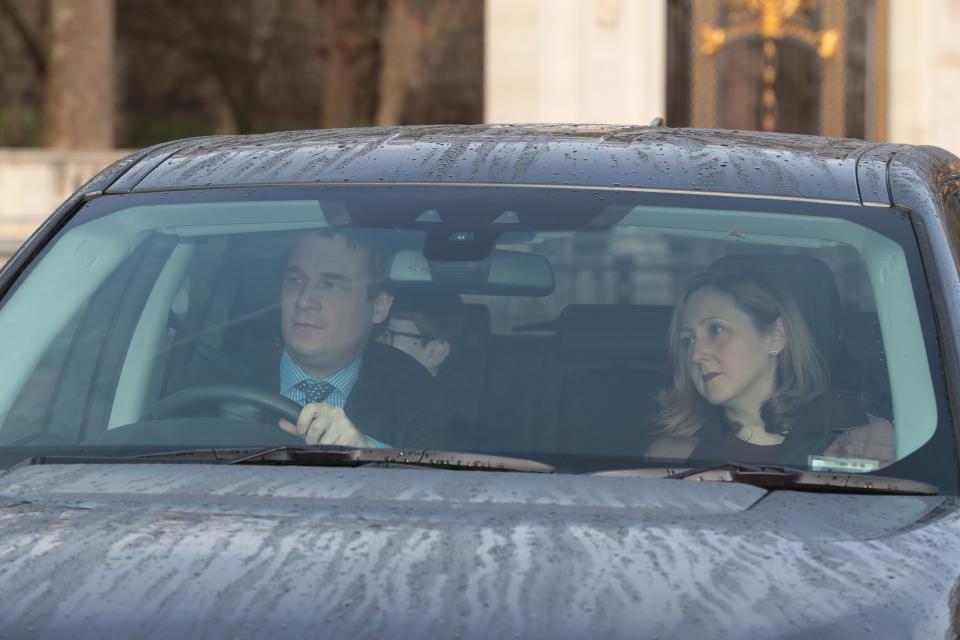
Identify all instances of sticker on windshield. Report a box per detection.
[808,455,880,473]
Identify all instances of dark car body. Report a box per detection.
[1,124,959,638]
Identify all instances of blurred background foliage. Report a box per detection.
[0,0,483,148]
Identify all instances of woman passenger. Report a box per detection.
[646,267,895,467]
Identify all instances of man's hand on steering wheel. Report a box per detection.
[278,402,375,448]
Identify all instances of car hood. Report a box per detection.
[0,463,958,639]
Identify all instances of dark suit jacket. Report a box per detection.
[172,340,453,449]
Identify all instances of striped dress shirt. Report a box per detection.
[279,350,388,448]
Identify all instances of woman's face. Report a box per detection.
[678,287,785,416]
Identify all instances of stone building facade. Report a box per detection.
[485,0,960,153]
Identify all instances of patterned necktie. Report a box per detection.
[296,379,336,404]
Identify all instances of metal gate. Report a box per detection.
[667,0,887,140]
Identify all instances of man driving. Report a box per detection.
[274,229,445,447]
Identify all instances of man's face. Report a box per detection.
[281,233,392,378]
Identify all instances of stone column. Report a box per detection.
[887,0,960,154]
[485,0,666,125]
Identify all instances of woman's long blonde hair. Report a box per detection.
[655,267,828,439]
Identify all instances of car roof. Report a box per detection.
[98,124,918,204]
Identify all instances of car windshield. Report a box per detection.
[0,184,954,491]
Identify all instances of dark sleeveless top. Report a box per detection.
[687,394,869,466]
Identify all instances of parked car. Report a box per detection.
[1,124,959,638]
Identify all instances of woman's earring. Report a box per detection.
[769,348,780,356]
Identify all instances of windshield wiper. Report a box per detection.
[592,462,938,496]
[225,446,555,473]
[18,446,555,474]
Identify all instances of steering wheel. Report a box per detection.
[145,384,303,425]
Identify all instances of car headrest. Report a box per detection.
[557,304,672,361]
[460,304,490,352]
[710,254,841,366]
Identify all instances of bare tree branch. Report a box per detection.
[0,0,47,76]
